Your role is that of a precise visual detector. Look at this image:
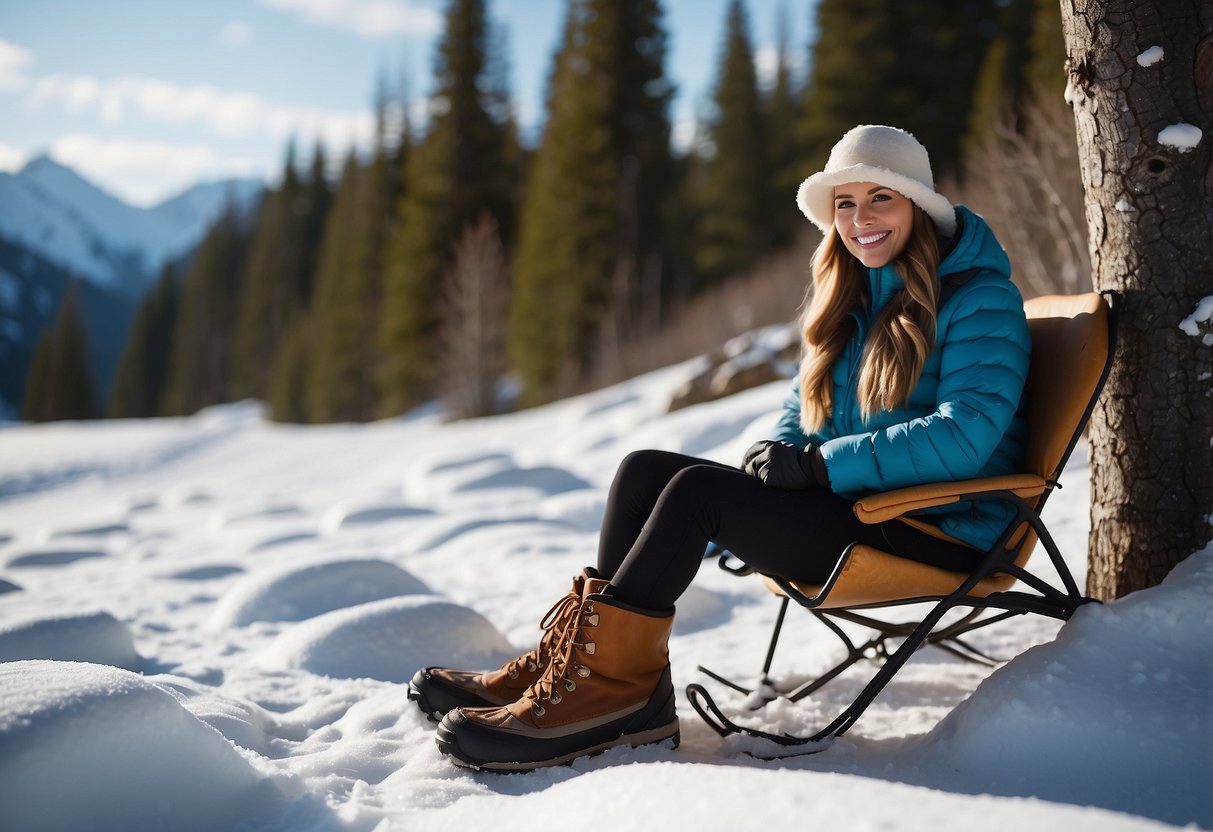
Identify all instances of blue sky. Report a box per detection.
[0,0,815,207]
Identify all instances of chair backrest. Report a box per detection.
[1022,293,1116,486]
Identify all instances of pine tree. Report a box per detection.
[961,0,1035,156]
[689,0,770,287]
[1026,0,1067,102]
[231,141,307,401]
[160,201,250,416]
[764,2,803,250]
[798,0,997,179]
[509,0,673,405]
[306,140,394,423]
[21,282,96,422]
[266,313,313,423]
[301,142,335,304]
[109,264,179,418]
[377,0,517,416]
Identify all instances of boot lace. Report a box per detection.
[527,601,599,716]
[503,590,581,680]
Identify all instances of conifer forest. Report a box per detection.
[26,0,1083,425]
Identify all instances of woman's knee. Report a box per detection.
[660,464,739,513]
[613,449,690,489]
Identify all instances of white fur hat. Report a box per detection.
[797,125,956,238]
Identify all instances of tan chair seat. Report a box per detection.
[765,544,1019,609]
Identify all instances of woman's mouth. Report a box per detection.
[854,231,891,248]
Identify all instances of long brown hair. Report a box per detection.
[797,205,941,433]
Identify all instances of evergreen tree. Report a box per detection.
[231,140,320,401]
[509,0,673,405]
[109,264,179,418]
[21,282,96,422]
[266,314,313,423]
[689,0,770,287]
[1025,0,1067,102]
[306,143,393,423]
[377,0,517,416]
[962,0,1035,155]
[160,201,250,416]
[798,0,998,179]
[764,1,803,250]
[301,142,335,303]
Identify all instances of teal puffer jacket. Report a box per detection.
[772,205,1031,551]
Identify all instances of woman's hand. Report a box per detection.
[742,441,830,489]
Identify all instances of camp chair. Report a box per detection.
[687,291,1119,750]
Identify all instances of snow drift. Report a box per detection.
[0,661,295,832]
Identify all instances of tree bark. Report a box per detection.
[1060,0,1213,599]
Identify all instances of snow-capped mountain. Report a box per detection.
[0,156,262,295]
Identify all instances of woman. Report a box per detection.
[410,125,1031,772]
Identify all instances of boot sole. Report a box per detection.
[436,719,680,772]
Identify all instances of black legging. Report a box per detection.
[598,450,980,610]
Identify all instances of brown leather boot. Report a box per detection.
[408,570,607,721]
[435,588,678,771]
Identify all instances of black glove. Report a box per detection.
[745,441,830,490]
[741,440,774,475]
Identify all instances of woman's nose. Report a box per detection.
[852,203,873,226]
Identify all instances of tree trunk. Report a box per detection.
[1060,0,1213,599]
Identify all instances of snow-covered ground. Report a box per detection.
[0,361,1209,832]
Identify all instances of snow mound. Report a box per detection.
[210,558,431,629]
[260,595,514,683]
[162,563,244,581]
[0,611,140,669]
[0,662,291,832]
[454,465,591,496]
[5,547,108,568]
[319,500,433,535]
[51,521,131,538]
[917,547,1213,827]
[155,675,279,755]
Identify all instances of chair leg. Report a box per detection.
[688,595,967,752]
[695,595,792,701]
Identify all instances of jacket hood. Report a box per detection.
[937,205,1011,280]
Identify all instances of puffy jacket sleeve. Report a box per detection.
[819,275,1030,494]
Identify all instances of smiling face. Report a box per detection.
[832,181,915,268]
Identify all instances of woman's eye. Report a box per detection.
[835,200,854,209]
[872,193,891,202]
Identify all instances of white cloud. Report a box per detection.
[0,38,34,92]
[220,20,253,48]
[49,134,261,206]
[0,143,28,173]
[28,72,376,148]
[257,0,442,38]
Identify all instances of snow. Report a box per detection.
[0,661,299,832]
[1158,123,1202,152]
[0,362,1210,831]
[1137,46,1165,67]
[1180,296,1213,338]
